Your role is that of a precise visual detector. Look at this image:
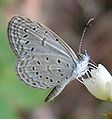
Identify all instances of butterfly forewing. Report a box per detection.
[8,16,76,60]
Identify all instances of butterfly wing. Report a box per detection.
[16,54,74,89]
[8,16,77,100]
[8,16,77,60]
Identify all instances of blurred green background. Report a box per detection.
[0,0,112,119]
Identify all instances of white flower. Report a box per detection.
[83,64,112,102]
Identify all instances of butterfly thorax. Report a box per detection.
[73,51,90,80]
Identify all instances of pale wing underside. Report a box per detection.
[8,16,76,89]
[8,16,77,60]
[16,54,74,89]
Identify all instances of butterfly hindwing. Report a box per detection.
[16,54,74,89]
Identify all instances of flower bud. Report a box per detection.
[83,64,112,102]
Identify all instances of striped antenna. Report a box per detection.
[78,18,94,54]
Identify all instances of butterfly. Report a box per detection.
[8,16,96,102]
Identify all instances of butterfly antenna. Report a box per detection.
[78,18,94,54]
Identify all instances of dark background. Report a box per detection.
[0,0,112,119]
